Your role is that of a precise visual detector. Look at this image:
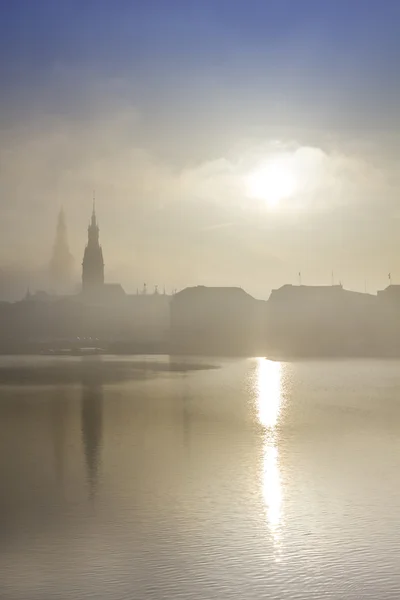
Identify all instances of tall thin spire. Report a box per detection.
[82,199,104,293]
[91,191,97,227]
[49,207,74,294]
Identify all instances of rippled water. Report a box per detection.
[1,356,400,599]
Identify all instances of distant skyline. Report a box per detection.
[2,1,400,298]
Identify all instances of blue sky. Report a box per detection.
[1,0,400,297]
[2,0,399,123]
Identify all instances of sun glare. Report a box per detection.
[246,156,297,208]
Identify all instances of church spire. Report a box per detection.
[82,197,104,294]
[91,191,96,226]
[49,207,74,294]
[93,190,95,212]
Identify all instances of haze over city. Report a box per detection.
[5,4,400,600]
[2,0,400,299]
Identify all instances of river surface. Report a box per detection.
[1,356,400,599]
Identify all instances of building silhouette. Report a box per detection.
[9,196,400,357]
[49,207,74,294]
[170,286,265,355]
[266,284,376,356]
[82,202,104,295]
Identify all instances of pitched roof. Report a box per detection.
[174,285,255,300]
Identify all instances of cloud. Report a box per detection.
[0,84,399,298]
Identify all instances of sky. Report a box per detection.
[1,0,400,298]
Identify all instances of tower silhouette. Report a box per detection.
[49,207,74,294]
[82,198,104,294]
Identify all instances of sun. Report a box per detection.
[246,156,297,208]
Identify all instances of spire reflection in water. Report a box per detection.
[256,358,284,559]
[51,389,69,491]
[81,366,103,503]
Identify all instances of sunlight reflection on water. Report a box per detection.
[255,358,284,560]
[2,357,400,598]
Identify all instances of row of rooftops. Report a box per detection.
[175,284,400,301]
[22,283,400,306]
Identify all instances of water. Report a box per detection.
[1,356,400,599]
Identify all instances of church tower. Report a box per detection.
[82,199,104,294]
[49,207,74,294]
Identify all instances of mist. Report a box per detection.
[2,1,400,299]
[4,4,400,600]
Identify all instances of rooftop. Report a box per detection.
[174,286,255,300]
